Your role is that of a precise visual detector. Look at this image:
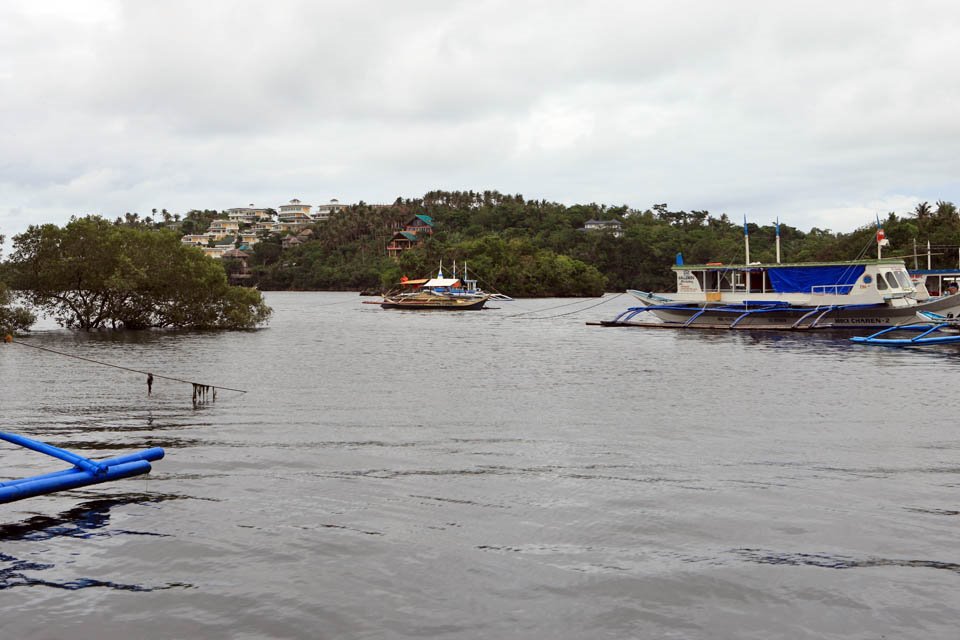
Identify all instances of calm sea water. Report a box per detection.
[2,291,960,639]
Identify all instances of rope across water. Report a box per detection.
[6,338,247,394]
[507,292,625,319]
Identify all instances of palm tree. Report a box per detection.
[935,200,957,220]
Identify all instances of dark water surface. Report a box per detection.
[2,291,959,639]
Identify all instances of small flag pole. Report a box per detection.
[876,215,883,259]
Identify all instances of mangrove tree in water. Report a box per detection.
[7,216,271,330]
[0,234,36,334]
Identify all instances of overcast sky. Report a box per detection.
[2,0,959,247]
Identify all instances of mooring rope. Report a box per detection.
[6,338,247,395]
[458,269,515,301]
[317,296,369,308]
[511,292,625,319]
[505,297,603,317]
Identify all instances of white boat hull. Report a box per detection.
[616,290,960,330]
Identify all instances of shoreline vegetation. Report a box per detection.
[0,219,271,333]
[2,190,959,333]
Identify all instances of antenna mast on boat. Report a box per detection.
[775,218,781,264]
[743,216,750,264]
[928,240,932,270]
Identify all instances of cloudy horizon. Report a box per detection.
[3,0,959,247]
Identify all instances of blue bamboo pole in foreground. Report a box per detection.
[0,432,163,504]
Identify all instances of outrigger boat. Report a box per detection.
[606,258,960,330]
[850,311,960,346]
[0,432,163,504]
[380,263,494,310]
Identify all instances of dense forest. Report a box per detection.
[4,192,960,305]
[242,191,960,296]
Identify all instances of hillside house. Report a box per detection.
[181,234,210,247]
[227,204,273,225]
[282,235,304,250]
[278,199,312,230]
[312,198,346,221]
[386,214,434,257]
[207,219,241,241]
[222,248,254,285]
[582,219,623,238]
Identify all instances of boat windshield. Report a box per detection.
[892,270,913,290]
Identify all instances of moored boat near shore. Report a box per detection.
[604,258,960,330]
[380,264,492,310]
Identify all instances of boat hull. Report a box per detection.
[380,296,488,310]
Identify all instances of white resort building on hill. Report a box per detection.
[180,197,348,258]
[226,205,274,225]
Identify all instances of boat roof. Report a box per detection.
[909,269,960,275]
[673,258,907,271]
[424,278,461,287]
[400,278,430,286]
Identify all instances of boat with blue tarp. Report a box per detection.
[607,257,960,330]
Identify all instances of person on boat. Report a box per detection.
[948,282,959,295]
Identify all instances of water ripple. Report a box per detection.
[736,548,960,573]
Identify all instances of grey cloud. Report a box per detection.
[2,0,960,244]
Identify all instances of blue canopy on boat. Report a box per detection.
[767,265,865,294]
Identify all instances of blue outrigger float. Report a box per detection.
[850,311,960,346]
[0,432,163,504]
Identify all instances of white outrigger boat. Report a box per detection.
[606,258,960,330]
[379,262,508,310]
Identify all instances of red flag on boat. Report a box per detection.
[875,216,889,246]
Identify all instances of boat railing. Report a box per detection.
[881,291,914,300]
[810,284,854,296]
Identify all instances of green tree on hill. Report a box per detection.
[7,216,271,330]
[161,190,960,294]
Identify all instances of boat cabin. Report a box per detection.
[909,269,960,298]
[673,259,916,302]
